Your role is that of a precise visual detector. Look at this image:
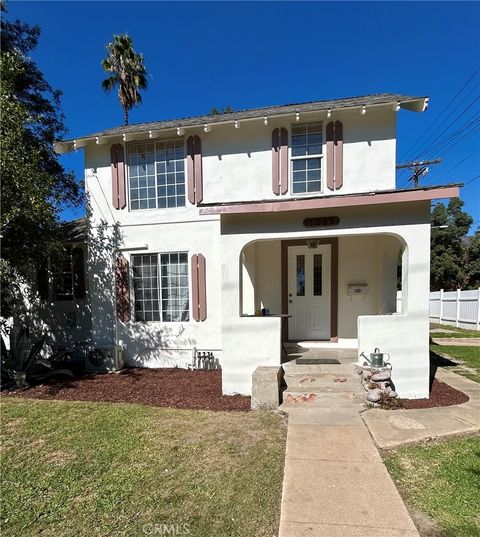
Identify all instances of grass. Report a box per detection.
[384,435,480,537]
[432,345,480,383]
[430,323,480,339]
[0,398,287,537]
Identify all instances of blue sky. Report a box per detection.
[8,1,480,231]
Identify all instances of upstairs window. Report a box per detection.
[291,122,323,194]
[128,140,185,211]
[132,253,189,322]
[52,246,74,300]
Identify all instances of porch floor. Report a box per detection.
[282,343,358,365]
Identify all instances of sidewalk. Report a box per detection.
[278,395,420,537]
[431,337,480,346]
[362,369,480,449]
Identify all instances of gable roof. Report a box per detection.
[55,93,428,153]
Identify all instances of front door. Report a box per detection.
[288,245,331,340]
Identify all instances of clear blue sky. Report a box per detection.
[8,1,480,231]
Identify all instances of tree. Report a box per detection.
[208,105,234,116]
[465,228,480,288]
[101,34,148,125]
[430,198,473,291]
[1,5,83,319]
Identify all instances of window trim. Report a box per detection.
[289,122,325,196]
[130,251,191,323]
[127,138,187,213]
[52,245,74,301]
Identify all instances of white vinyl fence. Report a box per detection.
[397,289,480,330]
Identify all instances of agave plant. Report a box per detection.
[1,327,73,389]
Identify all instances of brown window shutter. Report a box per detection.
[191,254,207,321]
[37,260,49,300]
[191,254,199,321]
[272,128,280,195]
[187,136,196,204]
[115,255,131,322]
[193,135,203,203]
[334,121,343,189]
[326,122,335,190]
[111,144,126,209]
[280,127,288,195]
[72,247,86,299]
[197,254,207,321]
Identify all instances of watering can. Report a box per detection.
[361,348,391,368]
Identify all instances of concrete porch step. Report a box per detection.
[283,362,358,376]
[281,391,364,409]
[284,374,360,391]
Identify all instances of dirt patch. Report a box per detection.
[399,379,469,409]
[3,368,251,412]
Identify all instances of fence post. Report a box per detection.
[455,289,461,328]
[439,289,444,325]
[477,288,480,331]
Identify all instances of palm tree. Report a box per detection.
[101,34,148,125]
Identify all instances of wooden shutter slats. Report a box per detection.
[198,254,207,321]
[326,122,335,191]
[191,253,207,322]
[334,120,343,189]
[280,127,288,195]
[272,128,280,195]
[326,121,343,190]
[115,255,131,323]
[72,247,86,299]
[191,254,200,321]
[187,136,203,204]
[111,144,126,209]
[187,136,196,204]
[193,136,203,204]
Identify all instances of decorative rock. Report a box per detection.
[371,371,391,382]
[389,391,398,398]
[366,390,382,403]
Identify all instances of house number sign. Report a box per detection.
[303,216,340,228]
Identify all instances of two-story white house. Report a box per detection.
[55,93,460,399]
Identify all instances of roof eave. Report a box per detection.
[55,96,429,155]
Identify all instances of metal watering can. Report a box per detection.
[363,348,391,368]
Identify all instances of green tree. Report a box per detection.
[465,228,480,288]
[1,5,82,318]
[430,198,473,291]
[208,105,234,116]
[101,34,148,125]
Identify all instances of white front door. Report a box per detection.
[288,245,331,340]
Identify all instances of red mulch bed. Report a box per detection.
[3,368,251,412]
[399,378,469,409]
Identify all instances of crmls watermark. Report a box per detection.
[142,523,190,535]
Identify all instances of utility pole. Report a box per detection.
[396,159,442,188]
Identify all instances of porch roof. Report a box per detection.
[198,184,461,215]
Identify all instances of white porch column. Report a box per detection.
[358,223,431,399]
[221,236,282,395]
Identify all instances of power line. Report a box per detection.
[396,159,442,188]
[399,67,480,161]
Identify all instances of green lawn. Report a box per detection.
[432,345,480,383]
[430,323,480,339]
[384,435,480,537]
[0,398,287,537]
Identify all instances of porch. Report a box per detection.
[217,201,432,399]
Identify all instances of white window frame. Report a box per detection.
[289,122,324,196]
[131,251,191,323]
[127,138,187,212]
[52,245,74,301]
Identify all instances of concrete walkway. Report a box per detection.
[431,337,480,346]
[363,369,480,449]
[279,392,420,536]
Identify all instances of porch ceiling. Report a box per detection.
[198,184,461,215]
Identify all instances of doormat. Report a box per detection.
[296,358,341,365]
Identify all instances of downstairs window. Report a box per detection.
[132,253,190,322]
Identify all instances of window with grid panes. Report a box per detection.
[132,253,189,322]
[291,123,323,194]
[52,246,74,300]
[128,140,185,210]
